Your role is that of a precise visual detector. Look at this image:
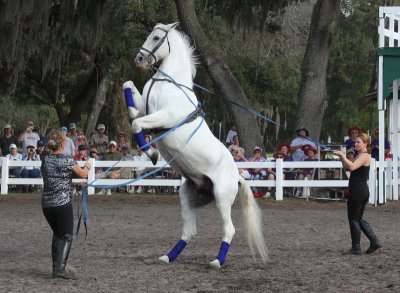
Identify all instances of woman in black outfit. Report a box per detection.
[333,133,381,255]
[41,130,91,279]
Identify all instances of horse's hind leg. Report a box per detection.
[159,180,198,263]
[209,188,236,269]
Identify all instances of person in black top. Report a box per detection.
[41,130,91,279]
[333,133,381,255]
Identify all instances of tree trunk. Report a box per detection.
[174,0,263,154]
[296,0,340,141]
[85,70,112,136]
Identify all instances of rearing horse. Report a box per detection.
[123,23,267,269]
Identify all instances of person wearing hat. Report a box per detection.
[290,127,316,162]
[90,124,109,155]
[293,145,318,197]
[20,143,41,192]
[345,126,362,156]
[116,131,129,153]
[67,123,78,141]
[0,123,19,157]
[60,127,76,157]
[133,144,151,193]
[6,143,23,178]
[41,129,91,279]
[36,140,49,161]
[96,140,123,195]
[333,132,381,255]
[247,146,268,198]
[18,121,40,155]
[73,144,89,161]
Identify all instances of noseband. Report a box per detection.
[139,27,170,64]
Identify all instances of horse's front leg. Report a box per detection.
[131,109,172,165]
[123,80,145,119]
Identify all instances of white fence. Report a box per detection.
[1,157,399,204]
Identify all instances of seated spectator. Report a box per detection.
[294,145,318,197]
[0,124,19,157]
[89,147,103,174]
[90,124,109,155]
[97,141,123,195]
[74,145,89,161]
[228,135,243,153]
[133,145,151,193]
[290,127,316,161]
[6,143,22,178]
[276,143,295,180]
[264,151,285,198]
[20,144,41,192]
[370,127,391,161]
[116,131,129,153]
[248,146,267,179]
[36,140,49,161]
[67,123,78,141]
[118,144,135,193]
[231,146,251,180]
[344,125,361,156]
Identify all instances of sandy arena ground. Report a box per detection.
[0,193,399,293]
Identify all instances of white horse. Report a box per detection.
[123,23,267,269]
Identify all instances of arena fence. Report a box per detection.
[1,157,398,205]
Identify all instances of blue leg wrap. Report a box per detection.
[123,88,135,108]
[167,239,187,262]
[135,131,150,151]
[216,241,230,265]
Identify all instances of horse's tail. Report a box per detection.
[238,176,268,263]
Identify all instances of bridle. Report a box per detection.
[138,27,171,64]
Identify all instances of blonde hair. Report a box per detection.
[357,132,370,146]
[47,130,65,151]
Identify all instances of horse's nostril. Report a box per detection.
[137,56,143,63]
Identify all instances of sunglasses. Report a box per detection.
[109,145,116,148]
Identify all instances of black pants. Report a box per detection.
[347,181,369,246]
[43,203,73,238]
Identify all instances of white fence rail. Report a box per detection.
[1,157,399,204]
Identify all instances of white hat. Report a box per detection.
[97,124,105,129]
[109,140,117,147]
[69,123,76,129]
[9,143,17,150]
[4,124,11,129]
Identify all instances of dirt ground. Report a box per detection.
[0,193,399,293]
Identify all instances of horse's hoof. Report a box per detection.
[150,154,158,165]
[209,259,221,270]
[159,255,170,263]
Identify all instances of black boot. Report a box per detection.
[360,219,382,254]
[53,234,77,279]
[346,220,362,255]
[52,235,57,272]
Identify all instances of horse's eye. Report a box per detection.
[154,35,160,41]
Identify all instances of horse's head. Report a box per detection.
[135,22,178,70]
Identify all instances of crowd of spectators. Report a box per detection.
[0,120,173,195]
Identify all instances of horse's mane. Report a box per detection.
[173,29,199,79]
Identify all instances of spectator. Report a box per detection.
[67,123,78,141]
[36,140,49,161]
[97,141,122,195]
[370,127,391,161]
[225,126,237,147]
[344,148,355,179]
[264,151,286,198]
[290,127,316,161]
[74,145,89,161]
[119,143,135,193]
[60,127,76,157]
[248,146,267,179]
[18,120,40,155]
[230,146,251,180]
[294,145,318,197]
[0,124,19,157]
[90,124,109,155]
[73,129,89,151]
[276,143,295,180]
[89,147,103,174]
[20,144,41,192]
[6,143,22,178]
[228,135,242,153]
[345,126,361,156]
[116,131,129,153]
[133,145,151,193]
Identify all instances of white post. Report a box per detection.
[275,158,283,200]
[392,79,399,200]
[369,158,376,205]
[1,157,9,195]
[87,158,95,195]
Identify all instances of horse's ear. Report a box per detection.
[168,22,179,31]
